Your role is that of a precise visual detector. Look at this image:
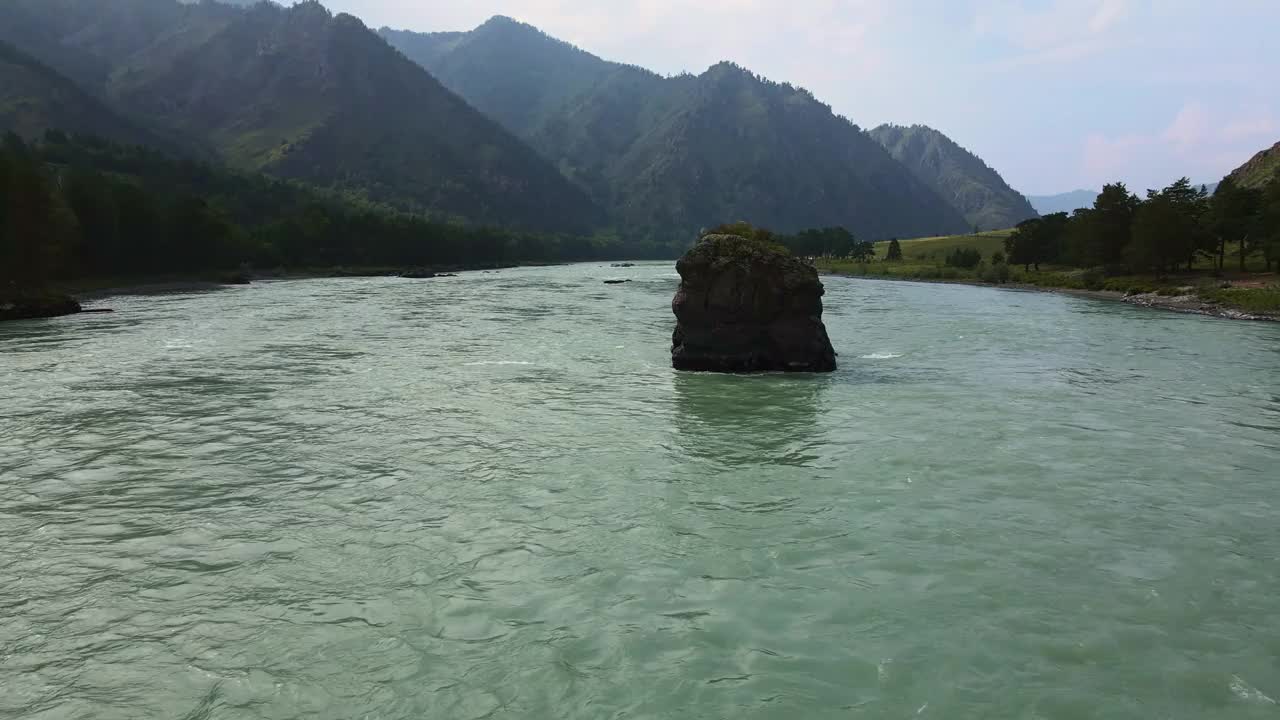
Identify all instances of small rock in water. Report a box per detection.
[611,263,637,268]
[671,233,836,373]
[604,279,632,285]
[402,269,437,279]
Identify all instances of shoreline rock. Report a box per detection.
[1121,291,1279,321]
[672,234,837,373]
[0,292,82,322]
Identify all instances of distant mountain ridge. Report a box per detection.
[1026,190,1099,215]
[381,16,622,139]
[1,0,1038,248]
[869,124,1038,230]
[381,18,971,242]
[1029,181,1221,216]
[0,0,602,234]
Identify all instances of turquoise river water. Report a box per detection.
[2,263,1279,719]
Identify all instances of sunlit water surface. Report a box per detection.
[3,263,1280,719]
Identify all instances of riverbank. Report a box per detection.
[66,263,529,298]
[1,264,533,322]
[819,267,1280,322]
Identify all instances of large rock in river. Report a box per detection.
[671,234,837,373]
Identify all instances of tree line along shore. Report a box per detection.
[2,130,1277,322]
[817,176,1280,320]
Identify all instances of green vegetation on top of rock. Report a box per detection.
[869,123,1038,232]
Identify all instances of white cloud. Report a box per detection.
[1162,102,1211,151]
[1083,102,1278,189]
[1088,0,1129,33]
[972,0,1131,69]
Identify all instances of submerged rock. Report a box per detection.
[604,279,632,285]
[671,234,836,373]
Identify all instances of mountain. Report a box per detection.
[1227,141,1280,189]
[1026,190,1099,216]
[0,0,602,234]
[381,16,617,139]
[1029,180,1221,216]
[0,40,165,147]
[382,20,969,241]
[598,64,967,241]
[0,0,237,94]
[869,124,1038,231]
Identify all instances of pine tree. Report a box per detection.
[1088,183,1140,266]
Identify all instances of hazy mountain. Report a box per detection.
[180,0,271,6]
[381,16,619,139]
[1227,141,1280,189]
[0,0,602,233]
[870,124,1038,231]
[598,64,967,240]
[383,19,969,240]
[1029,180,1221,216]
[0,40,165,147]
[1026,190,1098,216]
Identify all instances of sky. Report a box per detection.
[319,0,1278,196]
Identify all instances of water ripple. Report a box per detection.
[2,264,1280,718]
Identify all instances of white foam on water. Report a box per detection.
[859,353,903,360]
[1230,675,1277,705]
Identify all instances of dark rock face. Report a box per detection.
[0,292,82,322]
[671,234,836,373]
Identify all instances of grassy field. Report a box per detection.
[819,230,1280,315]
[873,229,1014,263]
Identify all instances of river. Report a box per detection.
[3,263,1279,719]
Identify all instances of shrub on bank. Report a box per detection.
[1198,286,1280,313]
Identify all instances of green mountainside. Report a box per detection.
[0,40,167,148]
[114,2,602,231]
[1228,141,1280,189]
[381,17,618,139]
[601,64,968,240]
[2,0,1037,247]
[382,20,969,241]
[0,0,602,234]
[870,124,1038,231]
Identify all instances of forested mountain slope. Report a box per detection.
[383,20,970,242]
[0,41,166,148]
[870,124,1038,231]
[1228,141,1280,189]
[0,0,603,233]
